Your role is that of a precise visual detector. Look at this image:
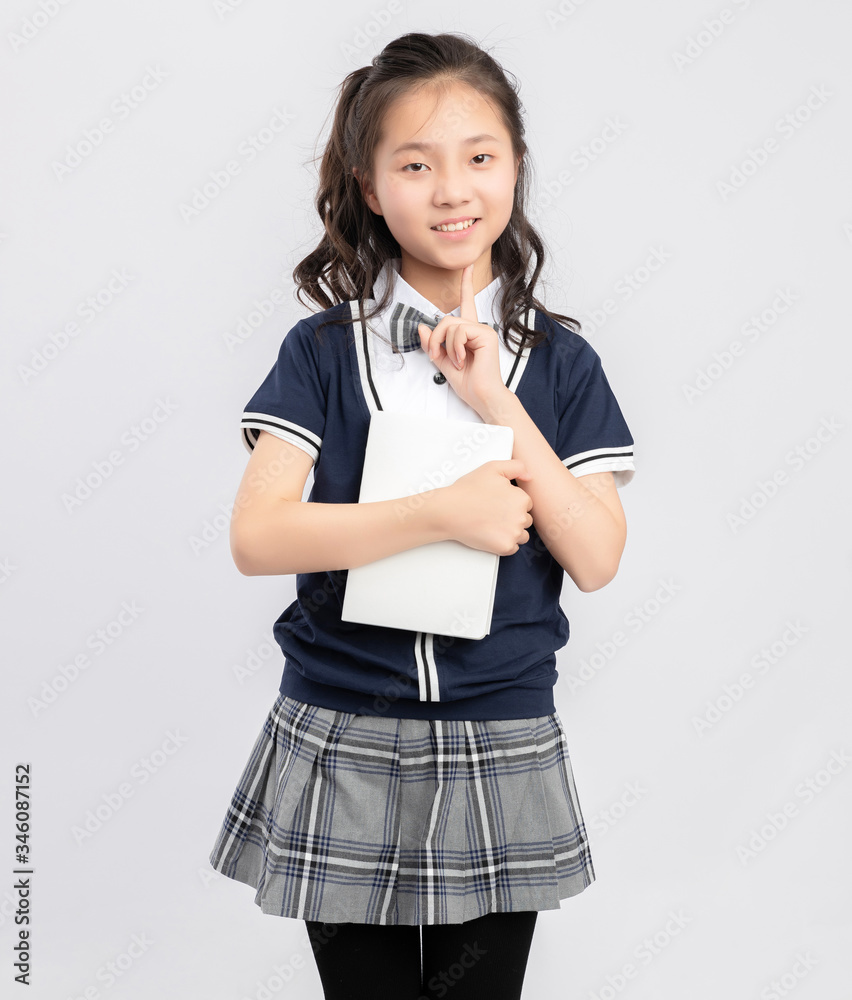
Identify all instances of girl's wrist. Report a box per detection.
[476,386,518,425]
[420,485,456,544]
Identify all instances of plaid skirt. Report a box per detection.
[208,692,595,925]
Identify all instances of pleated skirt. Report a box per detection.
[208,692,595,925]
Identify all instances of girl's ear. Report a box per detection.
[351,166,365,199]
[352,167,382,216]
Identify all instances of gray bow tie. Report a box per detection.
[388,302,443,354]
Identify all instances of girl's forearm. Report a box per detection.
[230,489,452,576]
[479,388,626,591]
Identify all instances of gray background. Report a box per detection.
[2,0,850,997]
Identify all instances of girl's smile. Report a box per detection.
[429,217,481,238]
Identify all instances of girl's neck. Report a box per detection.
[398,251,494,314]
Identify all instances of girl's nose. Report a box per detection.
[431,167,472,205]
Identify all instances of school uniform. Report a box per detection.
[209,257,636,925]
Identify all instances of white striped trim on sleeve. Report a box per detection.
[240,412,322,465]
[562,445,635,487]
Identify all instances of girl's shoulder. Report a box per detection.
[530,307,599,371]
[280,300,355,358]
[299,300,354,338]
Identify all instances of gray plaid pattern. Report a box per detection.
[388,301,442,353]
[208,693,596,925]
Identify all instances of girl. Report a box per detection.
[209,31,635,1000]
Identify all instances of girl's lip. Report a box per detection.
[429,218,480,239]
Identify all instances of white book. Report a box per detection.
[340,410,515,640]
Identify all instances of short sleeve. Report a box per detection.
[554,339,635,488]
[239,321,326,465]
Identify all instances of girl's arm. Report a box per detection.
[230,431,452,576]
[479,389,627,592]
[230,431,533,576]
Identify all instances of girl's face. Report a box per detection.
[356,81,520,307]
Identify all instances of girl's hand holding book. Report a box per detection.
[440,459,533,556]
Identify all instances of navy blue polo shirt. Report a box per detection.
[240,272,635,720]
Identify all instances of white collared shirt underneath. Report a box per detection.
[366,258,525,424]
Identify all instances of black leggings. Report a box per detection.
[305,909,538,1000]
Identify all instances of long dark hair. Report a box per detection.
[292,31,582,354]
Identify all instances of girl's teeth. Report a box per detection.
[432,218,477,232]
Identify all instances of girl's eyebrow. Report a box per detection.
[391,133,500,156]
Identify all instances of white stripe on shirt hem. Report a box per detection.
[241,413,322,464]
[563,446,635,488]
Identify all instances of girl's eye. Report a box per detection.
[401,154,493,172]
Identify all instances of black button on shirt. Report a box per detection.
[433,372,446,384]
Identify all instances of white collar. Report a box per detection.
[370,257,504,329]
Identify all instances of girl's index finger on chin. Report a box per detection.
[459,263,478,323]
